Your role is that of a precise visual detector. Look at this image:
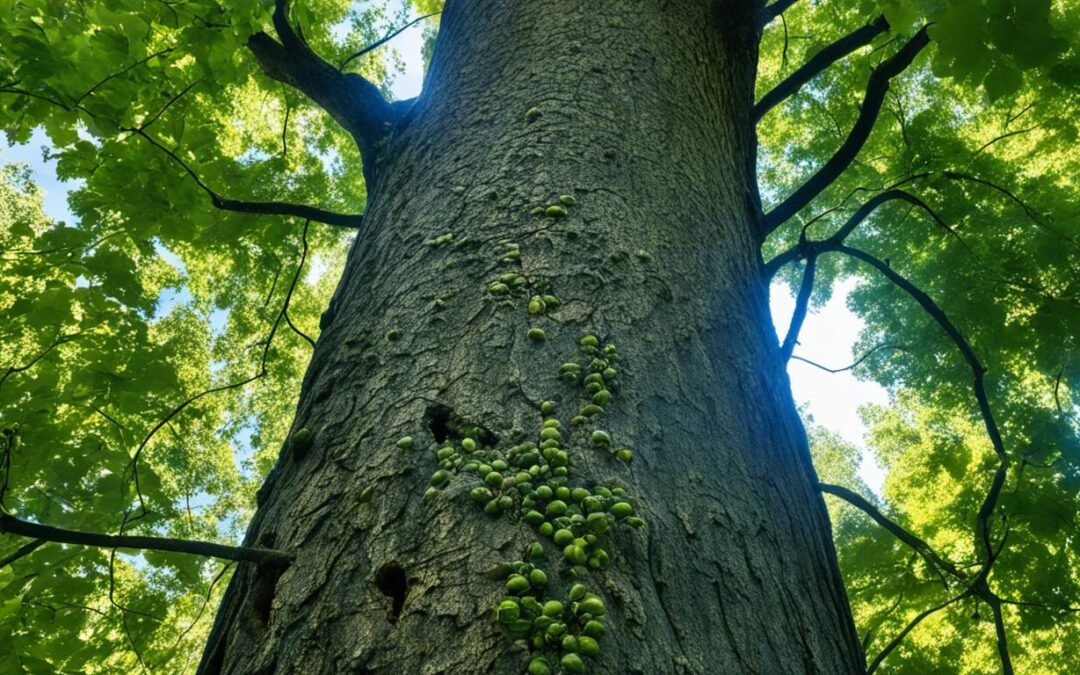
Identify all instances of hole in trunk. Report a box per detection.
[375,562,408,623]
[425,404,452,443]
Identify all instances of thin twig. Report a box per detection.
[1,515,291,566]
[338,12,442,71]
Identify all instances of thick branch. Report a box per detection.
[247,0,397,160]
[1,514,292,566]
[819,483,964,581]
[762,0,800,26]
[763,188,959,277]
[0,538,45,568]
[830,245,1010,584]
[985,591,1015,675]
[779,254,816,360]
[755,16,889,121]
[128,127,362,228]
[763,27,930,233]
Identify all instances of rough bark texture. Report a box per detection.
[200,1,865,672]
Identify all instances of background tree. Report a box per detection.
[1,0,1078,673]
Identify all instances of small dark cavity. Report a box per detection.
[375,562,408,623]
[425,404,453,443]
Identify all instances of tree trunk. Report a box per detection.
[200,1,864,673]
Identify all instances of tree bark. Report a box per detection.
[200,1,864,673]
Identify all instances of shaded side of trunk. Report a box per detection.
[201,1,864,672]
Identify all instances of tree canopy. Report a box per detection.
[1,0,1078,672]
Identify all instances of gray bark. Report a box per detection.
[200,1,865,672]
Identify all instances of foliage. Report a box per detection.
[0,0,1077,672]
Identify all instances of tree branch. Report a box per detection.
[0,537,46,568]
[1,514,292,566]
[763,188,961,277]
[338,12,442,71]
[127,127,363,228]
[779,254,816,360]
[247,0,398,165]
[791,343,904,373]
[985,591,1015,675]
[755,16,889,122]
[763,27,931,233]
[867,591,969,673]
[762,0,800,26]
[819,482,964,581]
[829,245,1010,593]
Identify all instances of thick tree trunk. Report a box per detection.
[200,1,864,673]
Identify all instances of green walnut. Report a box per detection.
[563,544,587,565]
[553,528,574,546]
[561,635,579,652]
[525,107,542,121]
[423,486,438,501]
[506,574,530,594]
[528,327,546,342]
[588,549,609,569]
[538,521,554,537]
[498,495,513,510]
[488,282,509,294]
[530,205,546,216]
[507,618,532,637]
[461,437,476,452]
[358,485,375,503]
[578,595,606,616]
[587,512,609,533]
[615,448,633,463]
[561,653,585,673]
[591,430,612,446]
[484,471,503,488]
[539,427,560,441]
[430,470,450,487]
[526,542,544,560]
[555,486,571,500]
[546,500,568,517]
[541,400,555,415]
[571,487,590,503]
[524,510,545,525]
[395,436,413,450]
[542,418,560,429]
[581,404,604,417]
[528,658,551,675]
[529,569,548,587]
[498,598,520,623]
[545,204,568,217]
[471,487,493,504]
[542,294,560,307]
[602,367,617,380]
[580,335,600,348]
[535,485,553,500]
[568,583,587,602]
[528,297,546,315]
[577,635,600,657]
[542,600,564,617]
[436,446,455,460]
[559,194,576,206]
[484,499,501,516]
[625,516,645,528]
[583,619,605,638]
[611,501,634,519]
[592,390,612,406]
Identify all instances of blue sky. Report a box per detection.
[0,13,887,492]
